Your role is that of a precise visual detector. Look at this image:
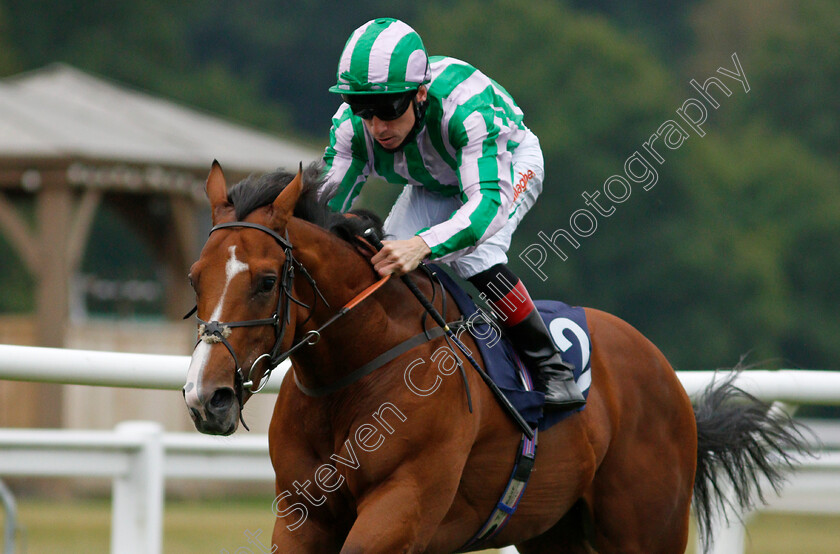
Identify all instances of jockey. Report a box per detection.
[320,18,585,410]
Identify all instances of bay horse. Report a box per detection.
[183,162,809,553]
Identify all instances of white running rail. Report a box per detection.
[1,344,839,554]
[3,344,840,403]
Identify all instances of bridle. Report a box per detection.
[187,220,391,428]
[187,221,328,426]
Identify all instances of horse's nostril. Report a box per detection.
[209,388,234,411]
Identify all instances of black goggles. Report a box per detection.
[342,90,416,121]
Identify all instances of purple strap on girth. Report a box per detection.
[458,356,538,551]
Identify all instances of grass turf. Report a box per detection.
[2,496,839,553]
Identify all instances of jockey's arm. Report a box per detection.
[371,174,507,277]
[322,106,371,212]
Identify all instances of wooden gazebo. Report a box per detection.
[0,64,319,426]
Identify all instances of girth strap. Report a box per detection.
[293,322,460,397]
[457,431,538,551]
[457,355,539,551]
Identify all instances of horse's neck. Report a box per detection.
[287,219,422,386]
[289,219,384,314]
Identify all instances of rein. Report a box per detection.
[293,325,451,397]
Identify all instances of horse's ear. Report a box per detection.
[206,160,235,225]
[270,163,303,228]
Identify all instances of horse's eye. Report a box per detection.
[257,276,277,294]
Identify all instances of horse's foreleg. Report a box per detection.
[269,480,346,553]
[339,488,440,553]
[271,513,344,553]
[339,462,464,554]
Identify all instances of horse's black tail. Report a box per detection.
[692,371,814,553]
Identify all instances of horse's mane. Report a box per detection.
[227,163,384,243]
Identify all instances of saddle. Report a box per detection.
[429,265,592,431]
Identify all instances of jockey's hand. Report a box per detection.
[371,236,432,277]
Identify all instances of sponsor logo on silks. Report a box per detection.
[513,169,535,203]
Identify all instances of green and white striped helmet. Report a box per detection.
[329,18,431,95]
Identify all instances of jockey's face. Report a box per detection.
[363,86,427,150]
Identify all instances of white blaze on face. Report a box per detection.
[184,245,249,417]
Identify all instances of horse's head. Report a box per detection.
[183,161,303,435]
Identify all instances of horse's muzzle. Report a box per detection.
[183,386,239,436]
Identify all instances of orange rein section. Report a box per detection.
[343,274,391,311]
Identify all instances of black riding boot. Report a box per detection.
[505,309,586,410]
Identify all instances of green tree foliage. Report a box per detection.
[415,0,840,371]
[0,0,292,133]
[182,0,422,137]
[568,0,701,61]
[689,0,840,159]
[0,0,837,373]
[0,3,20,74]
[617,125,840,370]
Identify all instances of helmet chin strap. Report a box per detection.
[382,99,429,153]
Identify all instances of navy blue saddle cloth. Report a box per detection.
[429,265,592,431]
